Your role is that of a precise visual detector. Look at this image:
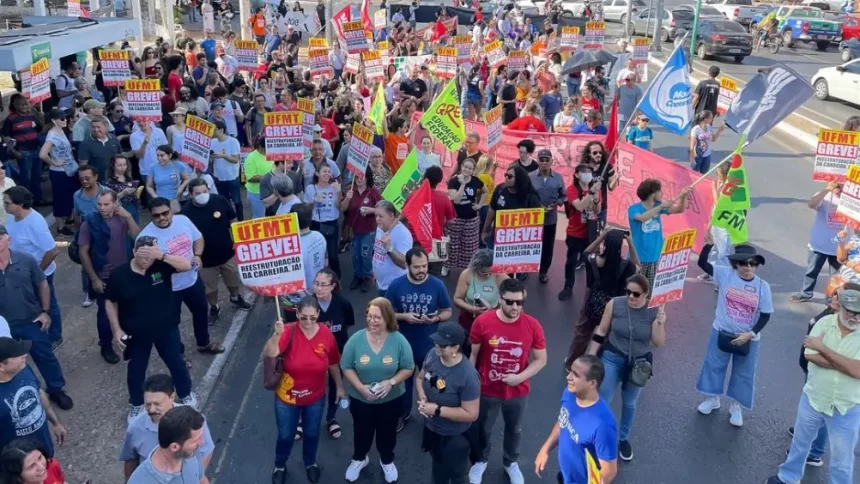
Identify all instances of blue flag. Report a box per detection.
[637,45,693,136]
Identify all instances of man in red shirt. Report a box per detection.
[468,278,547,484]
[316,112,340,150]
[559,163,602,301]
[506,103,547,133]
[166,55,184,103]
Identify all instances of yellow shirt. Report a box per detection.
[804,315,860,416]
[478,173,495,205]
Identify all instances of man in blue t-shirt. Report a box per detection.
[385,247,452,425]
[535,355,618,484]
[627,179,692,292]
[200,31,217,63]
[626,114,653,151]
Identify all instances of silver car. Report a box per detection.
[627,7,696,41]
[602,0,647,23]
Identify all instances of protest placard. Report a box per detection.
[483,40,507,69]
[649,229,697,307]
[297,98,315,150]
[632,37,649,64]
[68,0,81,16]
[419,80,465,152]
[560,26,580,52]
[343,20,370,54]
[345,53,361,74]
[547,33,561,53]
[813,129,860,182]
[484,105,503,150]
[98,50,131,87]
[235,40,258,71]
[378,40,390,65]
[231,213,306,296]
[453,35,471,64]
[264,111,304,161]
[492,209,544,274]
[374,9,386,30]
[347,122,374,176]
[362,50,385,81]
[180,115,215,172]
[717,76,739,116]
[28,58,51,104]
[382,149,422,210]
[309,37,328,49]
[393,55,431,72]
[835,165,860,229]
[435,47,458,79]
[308,49,332,78]
[19,70,30,100]
[124,79,162,122]
[584,21,606,49]
[507,50,527,71]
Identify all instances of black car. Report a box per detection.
[840,37,860,62]
[694,20,754,63]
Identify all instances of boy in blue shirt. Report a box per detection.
[535,355,618,484]
[200,31,217,63]
[626,114,653,151]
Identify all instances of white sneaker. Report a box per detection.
[469,462,488,484]
[127,404,143,424]
[176,392,198,409]
[441,267,449,276]
[504,463,525,484]
[729,403,744,427]
[380,459,398,483]
[697,396,721,415]
[82,294,94,307]
[344,457,369,482]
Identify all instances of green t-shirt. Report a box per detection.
[243,150,273,195]
[341,329,414,404]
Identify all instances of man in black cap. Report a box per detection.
[0,337,67,456]
[529,149,567,287]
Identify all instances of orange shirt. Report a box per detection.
[385,133,409,173]
[185,52,198,70]
[251,14,267,36]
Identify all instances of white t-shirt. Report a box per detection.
[417,151,441,174]
[0,316,10,338]
[0,178,16,226]
[215,55,239,83]
[219,100,241,138]
[302,184,340,223]
[285,230,327,304]
[372,222,413,291]
[5,210,57,276]
[210,136,242,181]
[553,112,578,133]
[275,195,302,215]
[130,125,169,176]
[137,215,202,291]
[302,158,341,188]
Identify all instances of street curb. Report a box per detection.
[648,56,820,150]
[196,291,259,407]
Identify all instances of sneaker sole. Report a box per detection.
[698,404,721,415]
[806,459,824,467]
[620,453,633,461]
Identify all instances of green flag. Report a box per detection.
[369,82,386,136]
[419,79,466,152]
[382,149,422,211]
[711,137,749,244]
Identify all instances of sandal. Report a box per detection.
[295,424,303,441]
[328,420,342,439]
[197,343,226,354]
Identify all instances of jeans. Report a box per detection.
[248,192,265,218]
[45,274,63,343]
[565,77,581,100]
[325,374,340,424]
[696,328,760,409]
[15,151,43,202]
[94,291,114,347]
[799,250,840,298]
[311,220,341,278]
[539,223,557,276]
[563,236,588,288]
[401,350,425,418]
[694,154,712,174]
[350,232,374,279]
[274,396,324,467]
[189,4,197,21]
[778,392,860,484]
[173,277,211,347]
[127,325,192,406]
[427,429,471,484]
[10,322,66,393]
[475,395,527,466]
[599,350,643,441]
[350,397,399,464]
[216,178,244,221]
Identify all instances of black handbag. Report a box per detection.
[717,330,751,357]
[626,305,652,387]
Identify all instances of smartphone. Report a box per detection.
[121,334,133,361]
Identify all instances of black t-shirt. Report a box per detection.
[105,260,178,337]
[447,176,485,219]
[456,149,484,172]
[501,84,517,124]
[695,79,720,115]
[594,162,615,212]
[400,78,428,100]
[490,185,541,212]
[180,194,237,267]
[516,159,539,173]
[317,294,355,350]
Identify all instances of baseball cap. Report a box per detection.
[169,106,188,117]
[0,225,6,236]
[841,289,860,313]
[0,337,31,361]
[430,322,466,347]
[83,99,106,111]
[210,101,225,109]
[537,148,552,160]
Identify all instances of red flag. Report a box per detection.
[332,5,352,42]
[360,0,373,34]
[81,7,90,17]
[604,95,619,165]
[401,180,434,252]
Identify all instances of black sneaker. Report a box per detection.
[765,476,787,484]
[538,273,548,284]
[788,426,794,437]
[306,463,321,483]
[558,287,573,301]
[784,448,824,467]
[49,390,74,410]
[396,417,406,433]
[619,440,633,461]
[100,345,120,365]
[208,304,220,325]
[57,227,74,237]
[349,277,361,290]
[230,295,253,310]
[271,467,286,484]
[360,278,371,293]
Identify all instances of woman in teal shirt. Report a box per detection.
[145,144,189,211]
[340,297,414,483]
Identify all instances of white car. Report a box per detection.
[812,59,860,105]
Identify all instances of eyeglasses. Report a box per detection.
[843,307,860,318]
[151,210,171,219]
[298,315,319,321]
[501,297,524,306]
[366,314,384,322]
[626,289,643,298]
[314,281,334,287]
[737,260,760,268]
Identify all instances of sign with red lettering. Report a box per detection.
[309,49,332,78]
[484,105,503,150]
[835,164,860,230]
[493,208,544,274]
[813,129,860,182]
[345,53,361,74]
[28,58,51,104]
[124,79,162,122]
[180,115,215,172]
[231,213,305,296]
[297,98,315,150]
[453,35,471,64]
[483,40,506,69]
[507,50,527,71]
[584,21,606,49]
[362,50,385,81]
[98,49,131,87]
[649,229,697,307]
[435,47,457,79]
[343,20,371,54]
[560,26,580,52]
[347,122,374,176]
[263,111,304,161]
[235,40,259,71]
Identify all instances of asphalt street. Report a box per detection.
[201,61,859,483]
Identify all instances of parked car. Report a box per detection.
[628,7,695,41]
[812,59,860,105]
[602,0,646,23]
[751,5,842,50]
[675,4,726,19]
[705,0,769,25]
[693,19,754,62]
[841,37,860,61]
[800,0,844,11]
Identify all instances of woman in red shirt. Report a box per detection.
[341,166,382,291]
[263,296,347,484]
[0,438,66,484]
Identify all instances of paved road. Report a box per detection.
[202,62,858,483]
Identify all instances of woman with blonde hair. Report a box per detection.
[340,298,415,483]
[474,154,496,245]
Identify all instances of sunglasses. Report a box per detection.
[843,307,860,318]
[501,297,524,307]
[151,211,171,219]
[299,315,318,321]
[590,151,602,156]
[737,260,760,267]
[626,289,643,298]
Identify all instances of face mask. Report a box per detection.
[193,193,210,205]
[579,173,593,184]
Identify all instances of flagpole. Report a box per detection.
[668,135,747,203]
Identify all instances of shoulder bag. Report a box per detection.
[716,277,762,357]
[626,305,652,387]
[262,323,295,391]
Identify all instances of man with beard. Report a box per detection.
[469,278,547,484]
[534,355,618,484]
[120,374,215,480]
[766,287,860,484]
[127,405,208,483]
[385,247,452,432]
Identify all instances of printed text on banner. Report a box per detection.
[493,209,544,274]
[835,164,860,230]
[180,115,215,172]
[124,79,162,122]
[28,59,51,104]
[235,40,259,71]
[264,112,304,161]
[508,50,527,71]
[99,50,131,87]
[560,26,580,52]
[231,213,306,296]
[363,50,385,81]
[484,105,503,150]
[297,98,315,150]
[435,47,458,79]
[649,229,697,307]
[813,129,860,182]
[347,123,374,175]
[584,22,606,49]
[453,35,471,64]
[716,76,739,117]
[309,49,332,78]
[483,40,507,69]
[343,20,371,54]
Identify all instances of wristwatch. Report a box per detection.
[389,378,397,386]
[434,405,442,417]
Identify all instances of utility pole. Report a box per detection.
[651,0,663,52]
[131,0,144,52]
[690,0,703,60]
[624,0,633,39]
[325,0,333,45]
[239,0,250,40]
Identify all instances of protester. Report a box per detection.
[243,136,273,218]
[303,164,342,277]
[38,109,78,236]
[689,110,726,174]
[342,168,381,291]
[126,406,208,483]
[571,109,607,135]
[280,203,328,320]
[0,437,66,484]
[210,119,243,220]
[2,95,42,202]
[528,149,566,286]
[626,114,653,151]
[453,249,507,359]
[790,181,843,303]
[446,158,486,274]
[373,201,413,295]
[692,65,721,116]
[512,140,538,173]
[481,165,542,248]
[369,147,392,192]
